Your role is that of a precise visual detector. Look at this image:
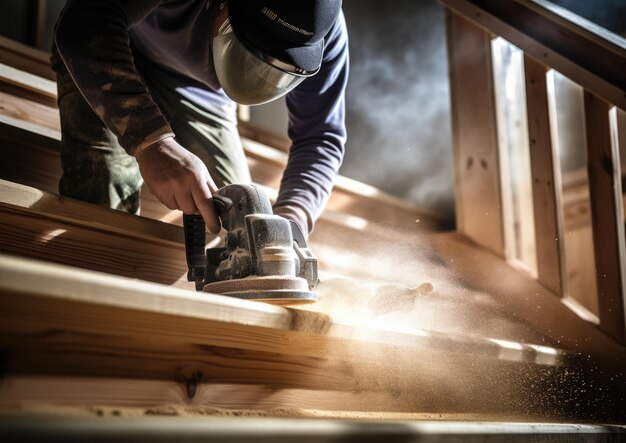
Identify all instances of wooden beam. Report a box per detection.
[0,177,431,291]
[0,90,59,131]
[0,179,192,288]
[445,10,504,255]
[523,56,565,296]
[431,232,626,369]
[583,92,626,343]
[0,179,182,244]
[0,36,54,80]
[2,253,622,420]
[0,62,56,104]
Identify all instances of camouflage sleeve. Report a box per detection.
[54,0,174,155]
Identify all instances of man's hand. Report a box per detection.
[135,137,221,233]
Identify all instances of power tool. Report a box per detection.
[183,184,319,305]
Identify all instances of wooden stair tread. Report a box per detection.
[3,253,621,420]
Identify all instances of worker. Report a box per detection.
[51,0,348,238]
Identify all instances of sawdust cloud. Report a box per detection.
[302,227,621,421]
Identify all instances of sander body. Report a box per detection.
[184,184,318,305]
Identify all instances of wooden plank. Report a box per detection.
[0,178,431,292]
[3,254,622,420]
[523,55,565,295]
[491,38,536,272]
[431,232,626,369]
[0,253,581,366]
[583,92,626,343]
[0,90,59,131]
[0,205,190,288]
[440,0,626,109]
[0,179,183,245]
[0,36,54,80]
[445,10,504,255]
[619,108,626,175]
[0,179,192,288]
[0,63,57,105]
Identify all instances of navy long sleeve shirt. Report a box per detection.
[54,0,349,229]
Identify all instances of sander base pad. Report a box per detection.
[203,275,317,306]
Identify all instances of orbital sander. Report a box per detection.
[183,184,319,305]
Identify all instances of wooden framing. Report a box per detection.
[445,11,504,256]
[440,0,626,110]
[0,36,53,80]
[583,92,626,343]
[442,0,626,344]
[523,56,565,296]
[0,179,191,288]
[431,232,626,369]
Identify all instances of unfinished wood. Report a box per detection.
[523,56,565,296]
[431,232,626,369]
[584,92,626,343]
[0,179,434,301]
[0,378,425,415]
[0,36,54,80]
[446,11,504,256]
[0,253,570,364]
[0,117,62,194]
[440,0,626,110]
[0,204,190,288]
[0,63,56,106]
[3,254,623,420]
[562,226,599,317]
[0,180,183,244]
[0,90,59,131]
[619,108,626,174]
[491,39,536,272]
[0,180,192,288]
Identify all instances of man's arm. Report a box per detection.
[55,0,173,152]
[275,11,349,235]
[54,0,221,232]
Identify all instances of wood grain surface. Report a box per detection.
[446,11,504,256]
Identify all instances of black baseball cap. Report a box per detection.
[227,0,342,75]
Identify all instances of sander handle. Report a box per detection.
[183,213,207,291]
[183,194,233,291]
